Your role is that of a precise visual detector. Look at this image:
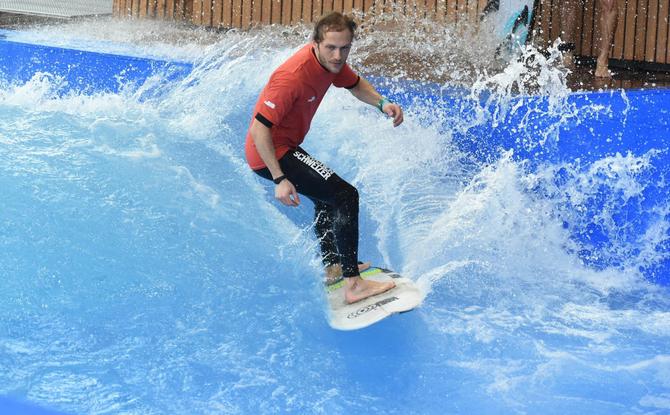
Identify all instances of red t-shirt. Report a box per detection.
[245,43,359,170]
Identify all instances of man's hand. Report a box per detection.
[275,179,300,207]
[348,78,405,127]
[382,102,404,127]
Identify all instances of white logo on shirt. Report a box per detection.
[264,100,276,109]
[307,96,316,102]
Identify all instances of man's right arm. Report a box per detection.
[250,118,283,180]
[249,119,301,207]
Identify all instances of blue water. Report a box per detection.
[1,22,670,414]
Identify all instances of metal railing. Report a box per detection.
[0,0,113,17]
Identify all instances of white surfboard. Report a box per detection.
[325,267,423,331]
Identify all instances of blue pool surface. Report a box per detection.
[0,30,192,95]
[1,27,670,415]
[0,397,71,414]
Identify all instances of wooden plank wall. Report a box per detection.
[114,0,192,21]
[113,0,491,27]
[189,0,493,28]
[113,0,670,66]
[534,0,669,65]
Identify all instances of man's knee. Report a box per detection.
[335,182,359,209]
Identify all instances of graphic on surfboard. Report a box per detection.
[481,0,537,59]
[325,266,423,331]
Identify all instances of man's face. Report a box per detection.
[313,30,353,74]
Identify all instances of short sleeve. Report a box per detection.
[256,71,300,126]
[333,64,359,89]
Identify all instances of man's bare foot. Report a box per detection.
[344,276,395,304]
[325,262,371,284]
[595,58,612,78]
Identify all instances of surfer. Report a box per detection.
[245,12,404,304]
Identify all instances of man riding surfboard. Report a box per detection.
[245,12,404,304]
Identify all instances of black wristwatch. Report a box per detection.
[273,175,287,185]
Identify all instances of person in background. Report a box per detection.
[595,0,618,78]
[559,0,619,78]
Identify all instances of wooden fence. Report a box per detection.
[113,0,670,67]
[538,0,669,66]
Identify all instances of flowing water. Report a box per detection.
[1,17,669,415]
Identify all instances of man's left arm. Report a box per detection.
[348,77,404,127]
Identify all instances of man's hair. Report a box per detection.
[312,12,357,43]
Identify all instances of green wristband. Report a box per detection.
[377,97,390,112]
